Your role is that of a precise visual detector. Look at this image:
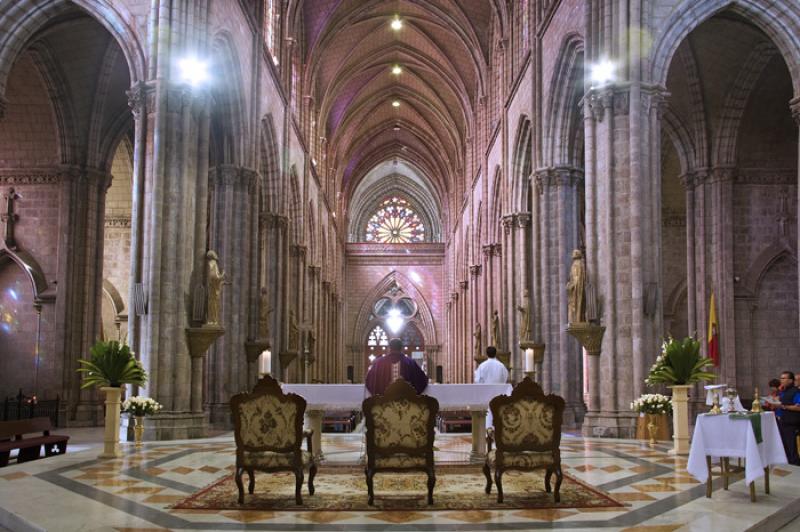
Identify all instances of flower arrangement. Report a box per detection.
[122,396,162,417]
[630,393,673,415]
[646,336,716,386]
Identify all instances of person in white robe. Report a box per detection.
[474,346,509,427]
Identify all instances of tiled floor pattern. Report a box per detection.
[0,434,799,531]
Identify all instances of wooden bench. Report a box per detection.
[0,417,69,467]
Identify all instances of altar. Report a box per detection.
[282,383,512,462]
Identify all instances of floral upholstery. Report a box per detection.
[496,399,555,447]
[375,453,427,468]
[243,450,313,469]
[238,395,298,449]
[371,399,431,449]
[486,449,553,468]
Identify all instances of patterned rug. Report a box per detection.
[173,465,624,511]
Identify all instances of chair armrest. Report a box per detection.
[303,428,314,453]
[486,426,494,452]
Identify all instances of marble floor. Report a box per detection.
[1,430,799,532]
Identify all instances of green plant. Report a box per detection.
[646,336,716,386]
[77,340,147,388]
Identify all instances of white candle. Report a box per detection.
[259,350,271,375]
[525,348,534,372]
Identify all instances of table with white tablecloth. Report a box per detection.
[687,412,787,501]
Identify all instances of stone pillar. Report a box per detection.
[709,167,736,383]
[501,215,515,379]
[790,97,800,346]
[133,77,212,439]
[207,166,259,424]
[581,84,667,438]
[509,213,531,382]
[536,167,584,427]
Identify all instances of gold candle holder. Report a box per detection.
[750,387,763,413]
[709,390,722,415]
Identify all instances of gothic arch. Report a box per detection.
[490,166,502,243]
[650,1,800,93]
[210,31,248,167]
[544,33,584,167]
[0,0,145,103]
[0,248,49,303]
[350,271,438,350]
[288,166,302,245]
[260,114,281,213]
[510,116,532,212]
[741,242,798,298]
[662,108,695,175]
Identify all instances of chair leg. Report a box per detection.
[426,468,436,505]
[554,465,563,503]
[483,463,492,494]
[308,463,317,495]
[495,469,504,503]
[366,467,375,506]
[544,466,553,493]
[235,467,245,504]
[294,467,304,505]
[247,468,255,494]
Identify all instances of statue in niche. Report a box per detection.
[205,250,226,325]
[491,310,502,349]
[257,287,273,338]
[567,249,586,324]
[288,310,300,352]
[473,322,482,358]
[517,289,531,342]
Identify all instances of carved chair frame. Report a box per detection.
[230,375,317,504]
[483,377,565,503]
[362,379,439,505]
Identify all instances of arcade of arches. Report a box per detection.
[0,0,799,441]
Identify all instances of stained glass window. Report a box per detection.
[365,197,425,243]
[367,325,389,347]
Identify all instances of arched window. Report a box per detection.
[365,197,425,243]
[264,0,279,64]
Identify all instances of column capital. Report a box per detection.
[450,292,459,301]
[459,280,468,290]
[482,244,494,257]
[501,214,515,234]
[790,96,800,126]
[469,264,481,277]
[291,244,307,258]
[534,166,584,189]
[210,165,259,190]
[260,212,289,230]
[709,166,736,183]
[126,81,154,120]
[308,265,321,277]
[515,212,531,228]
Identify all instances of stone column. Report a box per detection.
[511,213,531,382]
[133,78,212,439]
[207,166,259,424]
[501,215,515,379]
[536,167,584,426]
[459,279,469,381]
[790,97,800,345]
[581,84,667,438]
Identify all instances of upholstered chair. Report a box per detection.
[362,378,439,505]
[230,375,317,505]
[483,377,565,503]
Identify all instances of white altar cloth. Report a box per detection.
[687,412,787,484]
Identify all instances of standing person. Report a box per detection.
[776,371,800,465]
[474,346,509,427]
[365,338,428,396]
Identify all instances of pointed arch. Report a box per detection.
[0,248,50,303]
[260,114,282,213]
[510,116,532,212]
[350,270,438,350]
[544,33,584,167]
[209,31,249,167]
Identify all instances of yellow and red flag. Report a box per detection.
[708,292,719,367]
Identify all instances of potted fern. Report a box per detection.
[77,341,147,458]
[646,336,715,455]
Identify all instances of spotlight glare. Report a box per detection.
[590,59,615,87]
[391,100,401,108]
[179,56,209,87]
[391,65,402,75]
[390,16,403,30]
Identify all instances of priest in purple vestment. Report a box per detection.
[365,338,429,396]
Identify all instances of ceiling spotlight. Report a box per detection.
[178,56,209,87]
[391,100,401,108]
[590,59,615,87]
[390,16,403,30]
[393,125,401,131]
[391,65,402,75]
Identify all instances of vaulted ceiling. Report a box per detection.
[294,0,500,229]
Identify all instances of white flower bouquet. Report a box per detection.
[630,393,672,415]
[122,396,163,417]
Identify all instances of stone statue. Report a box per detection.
[473,322,482,358]
[491,310,501,349]
[257,287,273,338]
[205,250,226,325]
[288,310,299,351]
[306,329,316,354]
[567,249,586,323]
[517,288,531,342]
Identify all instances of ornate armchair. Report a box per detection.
[230,375,317,505]
[483,377,565,503]
[362,379,439,505]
